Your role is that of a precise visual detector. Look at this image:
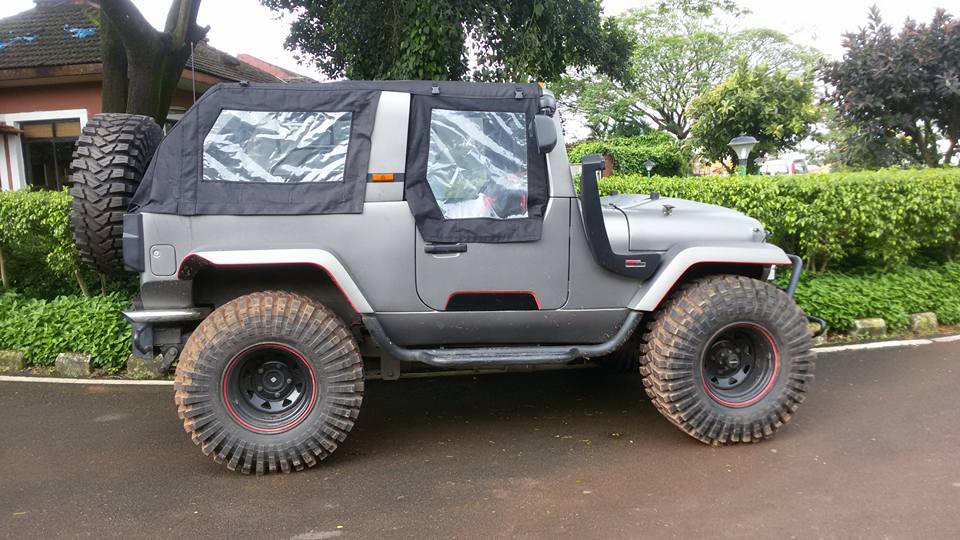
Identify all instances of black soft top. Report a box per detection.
[131,80,544,217]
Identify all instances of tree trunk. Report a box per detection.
[99,0,207,125]
[100,13,129,114]
[0,245,9,289]
[75,269,90,298]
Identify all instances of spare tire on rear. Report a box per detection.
[69,113,162,274]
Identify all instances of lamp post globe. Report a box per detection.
[728,133,758,176]
[643,160,655,177]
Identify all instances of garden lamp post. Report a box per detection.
[728,134,758,176]
[754,156,766,174]
[644,160,655,177]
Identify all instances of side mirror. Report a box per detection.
[534,114,557,154]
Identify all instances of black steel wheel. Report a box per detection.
[639,275,815,445]
[701,323,778,408]
[223,343,317,434]
[175,291,364,474]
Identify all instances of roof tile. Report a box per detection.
[0,1,280,83]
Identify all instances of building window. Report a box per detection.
[20,119,81,190]
[164,107,186,134]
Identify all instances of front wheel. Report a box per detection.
[639,275,814,444]
[174,291,364,474]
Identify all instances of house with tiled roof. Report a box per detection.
[0,0,287,191]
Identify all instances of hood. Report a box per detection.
[602,194,766,252]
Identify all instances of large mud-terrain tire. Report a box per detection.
[174,291,364,474]
[639,275,814,444]
[69,113,162,274]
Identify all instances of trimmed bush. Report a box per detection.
[0,189,136,298]
[792,262,960,331]
[600,168,960,272]
[0,189,85,297]
[569,132,690,177]
[0,292,131,372]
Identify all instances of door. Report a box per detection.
[407,100,570,311]
[415,198,571,310]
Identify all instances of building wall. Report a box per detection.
[171,88,200,110]
[0,81,102,116]
[0,83,202,191]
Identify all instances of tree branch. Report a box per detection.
[166,0,208,45]
[99,0,159,52]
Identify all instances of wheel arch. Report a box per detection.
[628,244,792,312]
[181,249,374,317]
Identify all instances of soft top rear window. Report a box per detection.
[203,110,352,184]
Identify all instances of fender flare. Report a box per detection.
[628,243,792,312]
[178,249,374,313]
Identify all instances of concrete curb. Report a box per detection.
[0,375,173,386]
[0,333,958,386]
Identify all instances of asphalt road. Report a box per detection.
[2,342,959,540]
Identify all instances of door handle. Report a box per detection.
[424,243,468,254]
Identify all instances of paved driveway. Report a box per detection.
[2,342,959,539]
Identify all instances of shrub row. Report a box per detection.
[568,132,690,177]
[600,168,960,272]
[792,262,960,331]
[1,263,955,373]
[0,189,87,297]
[0,291,131,372]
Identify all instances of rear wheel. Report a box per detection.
[639,275,814,444]
[174,291,364,474]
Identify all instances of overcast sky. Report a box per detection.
[0,0,953,80]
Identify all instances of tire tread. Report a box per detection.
[174,291,364,475]
[638,275,814,445]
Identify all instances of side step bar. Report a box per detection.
[362,312,643,368]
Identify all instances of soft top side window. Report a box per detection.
[203,110,353,184]
[427,109,529,220]
[405,93,548,244]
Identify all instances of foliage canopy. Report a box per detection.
[558,0,820,140]
[689,63,818,173]
[822,7,960,167]
[260,0,633,83]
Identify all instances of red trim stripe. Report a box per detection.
[652,260,789,311]
[177,253,361,313]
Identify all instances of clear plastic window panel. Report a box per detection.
[203,110,352,183]
[427,110,528,220]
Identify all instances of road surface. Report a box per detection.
[2,342,959,539]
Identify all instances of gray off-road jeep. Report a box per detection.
[69,81,822,475]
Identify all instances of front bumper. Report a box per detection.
[783,254,828,338]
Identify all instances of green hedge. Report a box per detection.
[601,168,960,272]
[0,189,86,297]
[793,262,960,331]
[569,132,690,177]
[0,292,131,372]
